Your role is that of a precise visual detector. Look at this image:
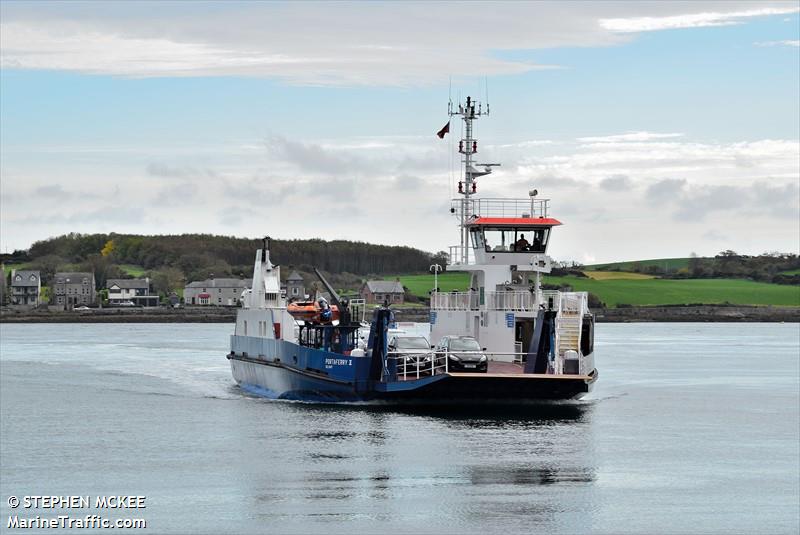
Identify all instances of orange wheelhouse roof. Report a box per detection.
[468,217,562,227]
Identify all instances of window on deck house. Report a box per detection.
[480,228,550,253]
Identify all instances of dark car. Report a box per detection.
[434,336,488,373]
[388,335,434,376]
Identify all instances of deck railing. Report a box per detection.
[451,197,551,219]
[386,351,446,380]
[386,350,589,381]
[430,291,479,310]
[431,290,587,313]
[431,290,538,311]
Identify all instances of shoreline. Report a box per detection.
[1,304,798,324]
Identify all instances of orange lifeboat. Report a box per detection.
[287,301,340,323]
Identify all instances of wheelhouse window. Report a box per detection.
[470,228,485,249]
[478,227,550,253]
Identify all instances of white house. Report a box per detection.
[106,278,159,306]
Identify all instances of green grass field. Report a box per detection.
[118,264,147,277]
[387,272,799,307]
[586,257,691,272]
[543,275,799,307]
[387,272,471,296]
[2,263,31,277]
[780,269,800,276]
[584,270,655,280]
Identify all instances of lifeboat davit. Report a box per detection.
[287,301,340,323]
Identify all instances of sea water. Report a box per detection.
[1,322,798,534]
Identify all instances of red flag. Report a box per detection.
[436,121,450,139]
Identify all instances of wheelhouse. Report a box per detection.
[468,217,561,255]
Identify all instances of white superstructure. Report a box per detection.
[236,238,297,343]
[430,96,595,375]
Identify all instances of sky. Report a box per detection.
[1,0,798,264]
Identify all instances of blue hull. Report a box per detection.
[228,335,595,403]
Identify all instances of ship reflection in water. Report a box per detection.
[468,465,595,486]
[244,401,597,533]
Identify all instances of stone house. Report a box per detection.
[360,280,405,305]
[184,278,249,306]
[286,270,305,301]
[10,270,41,307]
[106,278,160,307]
[51,272,96,308]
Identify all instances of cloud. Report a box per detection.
[0,6,562,85]
[643,178,799,221]
[306,178,358,204]
[3,128,797,260]
[645,178,688,202]
[31,206,145,225]
[33,184,102,200]
[673,180,799,221]
[389,174,424,191]
[531,138,799,176]
[266,136,358,175]
[34,184,73,199]
[147,162,217,180]
[489,140,554,149]
[1,2,796,85]
[600,6,799,33]
[218,207,244,227]
[578,132,684,143]
[152,181,198,206]
[754,40,800,47]
[703,230,728,241]
[598,174,633,191]
[220,176,297,207]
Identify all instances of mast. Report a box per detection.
[449,96,499,264]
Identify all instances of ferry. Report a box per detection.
[227,96,598,403]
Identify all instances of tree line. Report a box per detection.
[3,233,448,293]
[686,251,800,285]
[612,251,800,285]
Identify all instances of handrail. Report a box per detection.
[431,290,538,311]
[385,350,589,381]
[447,245,471,265]
[452,197,551,219]
[431,289,588,313]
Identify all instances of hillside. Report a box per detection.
[584,252,799,285]
[2,233,446,294]
[586,257,691,272]
[5,234,797,308]
[386,272,800,308]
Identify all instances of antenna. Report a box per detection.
[485,77,490,115]
[448,75,452,109]
[447,90,499,264]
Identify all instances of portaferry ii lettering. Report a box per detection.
[226,96,598,404]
